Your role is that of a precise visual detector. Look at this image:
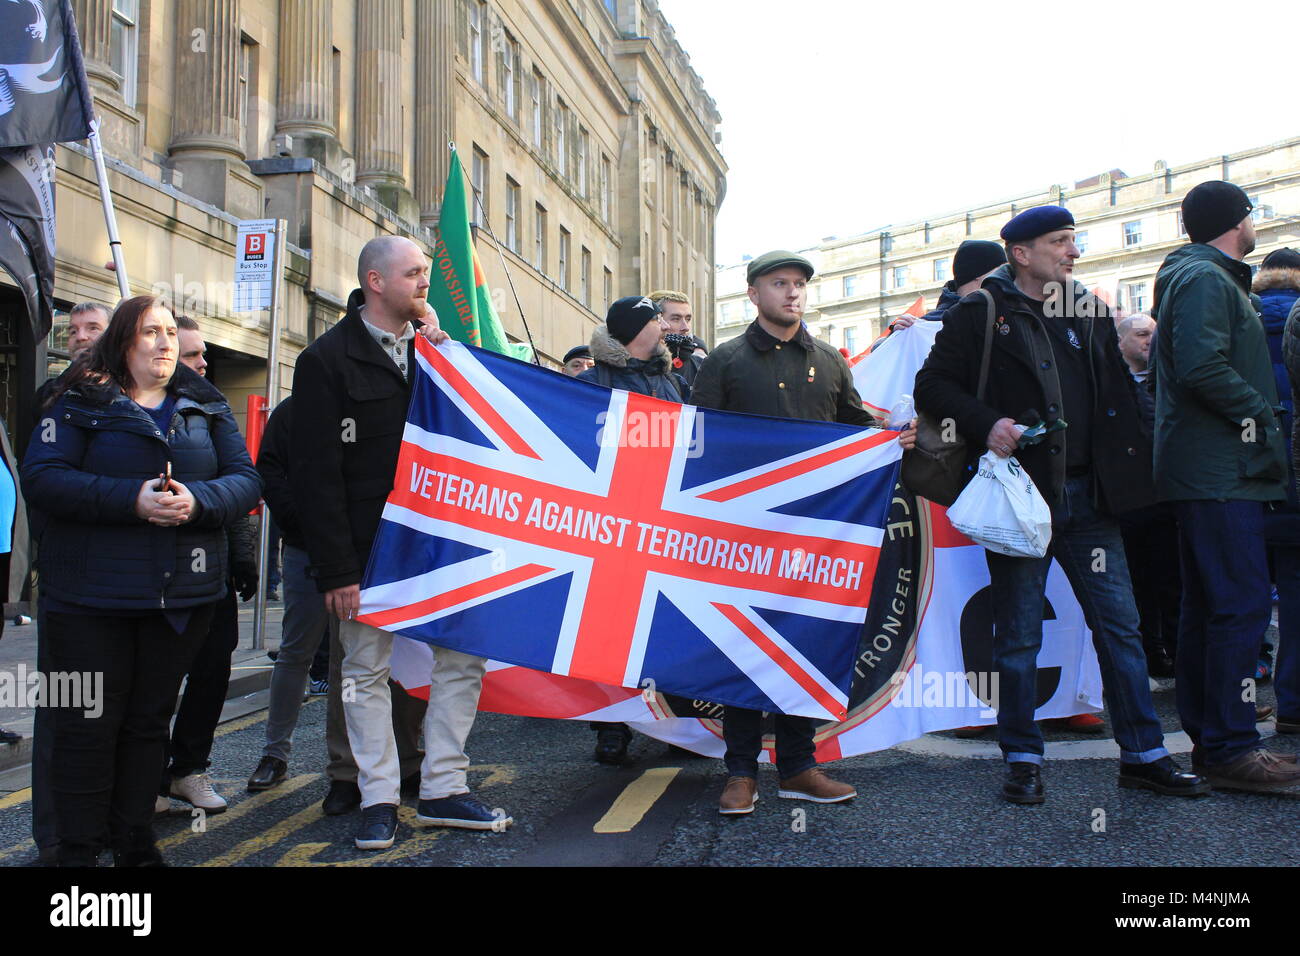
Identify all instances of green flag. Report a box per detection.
[427,151,533,361]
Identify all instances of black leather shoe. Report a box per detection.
[1118,756,1211,796]
[1146,648,1176,679]
[322,780,362,816]
[1002,761,1045,805]
[247,755,287,792]
[594,728,631,765]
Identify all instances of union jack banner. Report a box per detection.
[359,339,907,721]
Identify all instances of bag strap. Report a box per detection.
[975,288,997,402]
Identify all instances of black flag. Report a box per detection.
[0,0,93,148]
[0,144,56,340]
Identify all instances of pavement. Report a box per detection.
[1,610,1298,866]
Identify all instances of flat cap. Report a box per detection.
[746,249,815,285]
[1000,205,1075,243]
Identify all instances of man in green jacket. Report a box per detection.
[1153,180,1300,793]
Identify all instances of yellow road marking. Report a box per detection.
[274,807,446,867]
[199,799,324,866]
[0,788,32,810]
[158,772,319,851]
[213,710,270,738]
[0,837,33,863]
[593,767,681,834]
[469,763,516,788]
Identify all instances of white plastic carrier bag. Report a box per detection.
[946,451,1052,558]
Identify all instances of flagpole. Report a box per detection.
[87,118,129,299]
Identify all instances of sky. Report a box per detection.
[655,0,1300,266]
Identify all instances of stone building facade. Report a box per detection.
[715,137,1300,356]
[0,0,725,449]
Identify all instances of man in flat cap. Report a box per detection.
[1152,182,1300,793]
[915,206,1208,805]
[692,249,916,815]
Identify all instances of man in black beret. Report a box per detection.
[915,206,1208,805]
[1152,182,1300,793]
[693,249,917,814]
[562,345,594,377]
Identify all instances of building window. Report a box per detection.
[534,203,547,272]
[1123,220,1143,247]
[933,258,949,283]
[468,0,486,86]
[1076,230,1089,253]
[893,265,908,289]
[501,33,520,121]
[530,69,543,148]
[505,177,520,254]
[471,146,488,227]
[842,275,858,298]
[110,0,139,108]
[604,0,618,20]
[580,247,591,307]
[603,266,612,310]
[1175,213,1185,237]
[1123,281,1148,314]
[599,155,612,223]
[558,227,571,292]
[1251,197,1275,222]
[555,100,569,177]
[577,128,589,198]
[237,36,256,159]
[844,326,857,355]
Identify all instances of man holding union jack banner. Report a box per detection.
[291,236,507,851]
[691,249,915,815]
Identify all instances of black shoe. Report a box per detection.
[1002,761,1045,805]
[400,771,421,798]
[0,727,20,745]
[322,779,362,816]
[354,803,398,850]
[1118,756,1211,796]
[594,728,631,765]
[56,843,100,867]
[112,827,166,867]
[247,755,287,792]
[1146,648,1176,679]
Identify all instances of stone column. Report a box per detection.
[70,0,118,96]
[416,0,455,226]
[354,0,414,217]
[168,0,261,219]
[276,0,338,165]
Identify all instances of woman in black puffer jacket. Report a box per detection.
[23,295,261,866]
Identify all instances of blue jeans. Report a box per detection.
[1176,500,1269,764]
[985,477,1169,766]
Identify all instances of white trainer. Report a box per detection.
[169,772,228,812]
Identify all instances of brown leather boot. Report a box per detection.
[1204,749,1300,794]
[719,776,758,815]
[778,767,856,803]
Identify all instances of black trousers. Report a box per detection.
[1119,504,1182,658]
[45,606,212,856]
[165,586,239,780]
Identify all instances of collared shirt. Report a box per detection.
[360,306,416,381]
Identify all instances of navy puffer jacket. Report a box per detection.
[22,363,262,610]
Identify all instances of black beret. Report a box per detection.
[563,345,591,364]
[1000,205,1075,243]
[746,250,815,285]
[1182,181,1253,244]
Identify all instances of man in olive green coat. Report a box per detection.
[1153,180,1299,794]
